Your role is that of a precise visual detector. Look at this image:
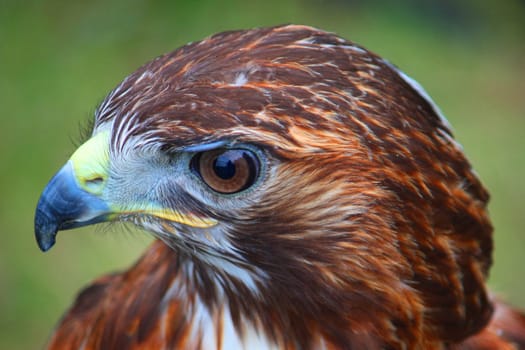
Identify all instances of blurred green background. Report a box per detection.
[1,0,524,348]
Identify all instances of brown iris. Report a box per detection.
[191,148,260,194]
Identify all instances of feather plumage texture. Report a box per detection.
[43,25,525,349]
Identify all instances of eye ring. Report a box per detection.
[190,148,260,194]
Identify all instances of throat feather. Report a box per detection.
[159,257,279,349]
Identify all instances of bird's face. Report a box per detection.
[35,119,272,257]
[35,26,494,341]
[35,26,376,272]
[35,96,362,267]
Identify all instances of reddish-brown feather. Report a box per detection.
[46,25,524,349]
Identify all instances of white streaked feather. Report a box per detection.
[158,260,278,350]
[135,70,154,84]
[194,299,280,350]
[384,60,452,130]
[200,253,266,297]
[232,73,248,87]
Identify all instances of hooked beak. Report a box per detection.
[34,161,110,252]
[35,131,112,252]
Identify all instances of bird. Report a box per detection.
[34,24,525,349]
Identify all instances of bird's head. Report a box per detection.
[35,25,494,343]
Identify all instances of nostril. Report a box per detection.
[83,176,106,194]
[87,176,104,184]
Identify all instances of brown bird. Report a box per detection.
[34,24,525,349]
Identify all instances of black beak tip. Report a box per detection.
[34,208,58,252]
[36,233,56,252]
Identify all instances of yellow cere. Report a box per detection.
[69,130,110,195]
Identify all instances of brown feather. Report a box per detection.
[45,25,524,349]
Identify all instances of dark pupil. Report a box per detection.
[213,155,236,179]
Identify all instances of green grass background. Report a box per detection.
[1,0,524,348]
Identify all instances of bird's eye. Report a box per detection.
[190,148,260,194]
